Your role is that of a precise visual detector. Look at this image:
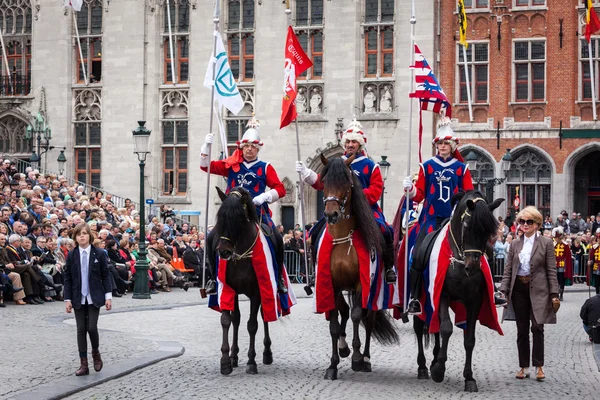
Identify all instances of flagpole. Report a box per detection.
[200,2,220,298]
[0,25,13,94]
[166,0,178,85]
[462,44,474,122]
[72,12,88,86]
[403,0,416,313]
[589,39,597,120]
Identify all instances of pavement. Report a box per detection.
[1,284,600,400]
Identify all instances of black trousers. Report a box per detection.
[511,279,544,368]
[74,302,101,355]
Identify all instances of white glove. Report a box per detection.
[200,133,215,156]
[296,161,318,185]
[403,176,413,190]
[253,192,272,206]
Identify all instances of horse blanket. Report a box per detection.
[422,223,503,335]
[208,227,297,322]
[314,227,399,317]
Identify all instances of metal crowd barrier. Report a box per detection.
[284,250,315,284]
[492,253,592,283]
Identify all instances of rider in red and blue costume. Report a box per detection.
[200,116,287,295]
[296,119,397,284]
[404,118,474,315]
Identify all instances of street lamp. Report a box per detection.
[334,118,344,146]
[57,148,67,175]
[378,155,391,210]
[501,148,513,177]
[25,111,52,170]
[29,151,40,170]
[132,120,151,299]
[464,150,478,172]
[481,148,513,203]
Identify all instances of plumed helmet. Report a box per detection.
[432,117,459,151]
[341,118,366,148]
[237,114,263,148]
[552,226,564,237]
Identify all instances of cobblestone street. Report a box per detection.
[2,285,599,400]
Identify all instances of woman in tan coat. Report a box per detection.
[499,206,560,382]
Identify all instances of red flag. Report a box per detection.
[585,0,600,43]
[280,26,313,129]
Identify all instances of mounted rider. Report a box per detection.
[296,119,397,284]
[200,116,288,295]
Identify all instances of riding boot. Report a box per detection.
[278,263,288,294]
[407,268,423,315]
[383,236,397,284]
[75,358,89,376]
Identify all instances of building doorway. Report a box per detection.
[281,205,295,233]
[574,150,600,217]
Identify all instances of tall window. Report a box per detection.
[162,121,188,195]
[581,38,600,101]
[225,119,249,157]
[461,149,494,198]
[227,0,254,82]
[163,0,190,84]
[506,150,552,218]
[295,0,323,80]
[463,0,489,8]
[75,0,103,83]
[514,0,545,7]
[0,0,32,96]
[513,40,545,102]
[457,43,488,103]
[73,88,102,186]
[364,0,394,78]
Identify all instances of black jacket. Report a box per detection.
[183,245,203,274]
[581,294,600,327]
[63,245,112,309]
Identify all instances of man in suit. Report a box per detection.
[64,222,112,376]
[2,234,45,304]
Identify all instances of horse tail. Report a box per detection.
[369,310,400,346]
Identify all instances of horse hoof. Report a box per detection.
[465,380,478,392]
[324,368,338,380]
[362,362,372,372]
[339,346,351,358]
[246,363,258,375]
[263,351,273,365]
[430,364,445,383]
[417,367,430,380]
[351,359,364,372]
[231,357,238,368]
[221,363,233,375]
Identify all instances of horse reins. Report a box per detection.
[219,190,259,261]
[332,229,354,255]
[449,197,485,266]
[322,171,354,220]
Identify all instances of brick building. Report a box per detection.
[435,0,600,220]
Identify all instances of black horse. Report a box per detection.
[206,186,274,375]
[412,191,503,392]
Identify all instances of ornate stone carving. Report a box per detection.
[73,88,102,121]
[363,86,376,113]
[0,115,30,154]
[161,89,189,118]
[309,87,322,115]
[297,83,324,116]
[280,177,295,204]
[360,82,395,115]
[296,87,307,115]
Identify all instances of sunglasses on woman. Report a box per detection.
[518,219,535,226]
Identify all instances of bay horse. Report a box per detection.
[207,186,273,375]
[318,155,399,380]
[412,191,503,392]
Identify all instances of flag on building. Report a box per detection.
[409,44,452,161]
[280,26,313,129]
[64,0,83,11]
[585,0,600,43]
[458,0,468,48]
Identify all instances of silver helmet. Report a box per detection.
[237,114,263,148]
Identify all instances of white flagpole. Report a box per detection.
[200,2,220,297]
[462,44,474,122]
[166,0,178,85]
[72,11,88,86]
[403,0,417,314]
[589,39,597,120]
[0,26,13,94]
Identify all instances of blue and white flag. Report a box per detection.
[204,31,244,115]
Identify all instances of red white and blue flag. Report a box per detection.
[409,44,452,162]
[64,0,83,11]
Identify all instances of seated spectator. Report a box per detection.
[581,293,600,342]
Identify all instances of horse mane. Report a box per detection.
[322,158,383,254]
[459,191,499,244]
[213,187,257,242]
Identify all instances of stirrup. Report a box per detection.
[205,280,217,295]
[385,268,397,284]
[407,299,422,316]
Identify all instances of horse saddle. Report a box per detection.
[413,221,448,273]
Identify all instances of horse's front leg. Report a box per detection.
[220,310,233,375]
[361,310,376,372]
[246,295,260,374]
[463,300,482,392]
[350,292,363,372]
[262,319,273,365]
[413,316,430,379]
[324,307,341,380]
[430,294,452,383]
[337,293,351,358]
[230,295,241,368]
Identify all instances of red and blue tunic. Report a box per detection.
[202,159,286,228]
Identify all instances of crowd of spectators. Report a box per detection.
[0,160,207,307]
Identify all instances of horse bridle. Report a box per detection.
[449,197,486,266]
[322,173,354,220]
[218,190,259,261]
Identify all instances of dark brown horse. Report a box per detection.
[207,186,273,375]
[318,155,398,380]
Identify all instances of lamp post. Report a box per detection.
[378,155,391,211]
[29,151,40,170]
[472,148,512,203]
[25,111,52,170]
[57,148,67,175]
[334,118,344,146]
[132,120,151,299]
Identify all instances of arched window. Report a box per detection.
[506,149,552,219]
[0,115,31,154]
[0,0,32,96]
[460,148,495,201]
